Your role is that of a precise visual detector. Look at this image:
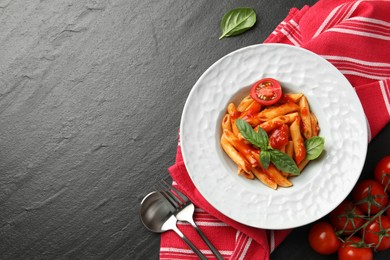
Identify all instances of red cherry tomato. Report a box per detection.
[308,221,340,255]
[329,200,365,235]
[338,236,373,260]
[363,215,390,251]
[351,179,388,216]
[250,78,282,106]
[269,124,289,149]
[374,155,390,192]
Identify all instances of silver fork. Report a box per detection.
[159,179,224,260]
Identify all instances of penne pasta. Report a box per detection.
[240,101,262,126]
[299,96,312,139]
[226,103,241,137]
[223,129,258,167]
[251,167,277,190]
[238,166,255,179]
[231,118,241,137]
[257,102,300,121]
[221,114,232,132]
[251,151,293,185]
[220,79,322,190]
[290,117,306,165]
[286,140,294,158]
[310,112,320,136]
[298,158,310,171]
[281,141,295,177]
[255,112,298,133]
[221,135,252,173]
[284,93,303,103]
[279,144,286,153]
[237,95,254,112]
[264,164,293,187]
[227,102,240,119]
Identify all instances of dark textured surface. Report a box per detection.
[0,0,388,259]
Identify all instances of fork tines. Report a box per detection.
[156,179,186,210]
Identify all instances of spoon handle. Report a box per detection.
[172,225,208,260]
[190,221,224,260]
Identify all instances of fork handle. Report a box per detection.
[172,225,208,260]
[190,221,224,260]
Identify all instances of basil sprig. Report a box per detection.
[269,149,300,174]
[235,118,300,175]
[305,136,325,160]
[237,117,267,149]
[219,8,256,39]
[260,150,271,169]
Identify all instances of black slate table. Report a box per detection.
[1,0,389,259]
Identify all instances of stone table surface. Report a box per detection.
[0,0,389,259]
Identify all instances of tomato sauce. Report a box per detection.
[230,110,240,119]
[301,107,309,117]
[269,124,289,149]
[279,94,296,104]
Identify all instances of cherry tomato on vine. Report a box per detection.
[338,236,373,260]
[250,78,282,106]
[363,215,390,251]
[374,155,390,192]
[329,200,365,235]
[308,221,340,255]
[387,201,390,217]
[351,179,388,216]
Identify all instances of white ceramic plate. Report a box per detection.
[180,43,368,229]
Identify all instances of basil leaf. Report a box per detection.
[260,150,270,169]
[305,136,325,160]
[219,8,256,39]
[270,149,300,175]
[235,118,265,148]
[255,127,269,151]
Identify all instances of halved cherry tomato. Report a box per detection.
[351,179,388,216]
[329,200,365,235]
[269,124,289,149]
[308,221,340,255]
[250,78,282,106]
[362,215,390,251]
[374,155,390,192]
[338,236,373,260]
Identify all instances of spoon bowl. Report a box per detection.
[139,191,207,260]
[139,191,173,233]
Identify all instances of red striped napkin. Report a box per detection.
[265,0,390,139]
[161,0,390,259]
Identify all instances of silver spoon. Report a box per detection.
[139,191,207,260]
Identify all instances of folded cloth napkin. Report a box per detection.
[160,0,390,259]
[265,0,390,139]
